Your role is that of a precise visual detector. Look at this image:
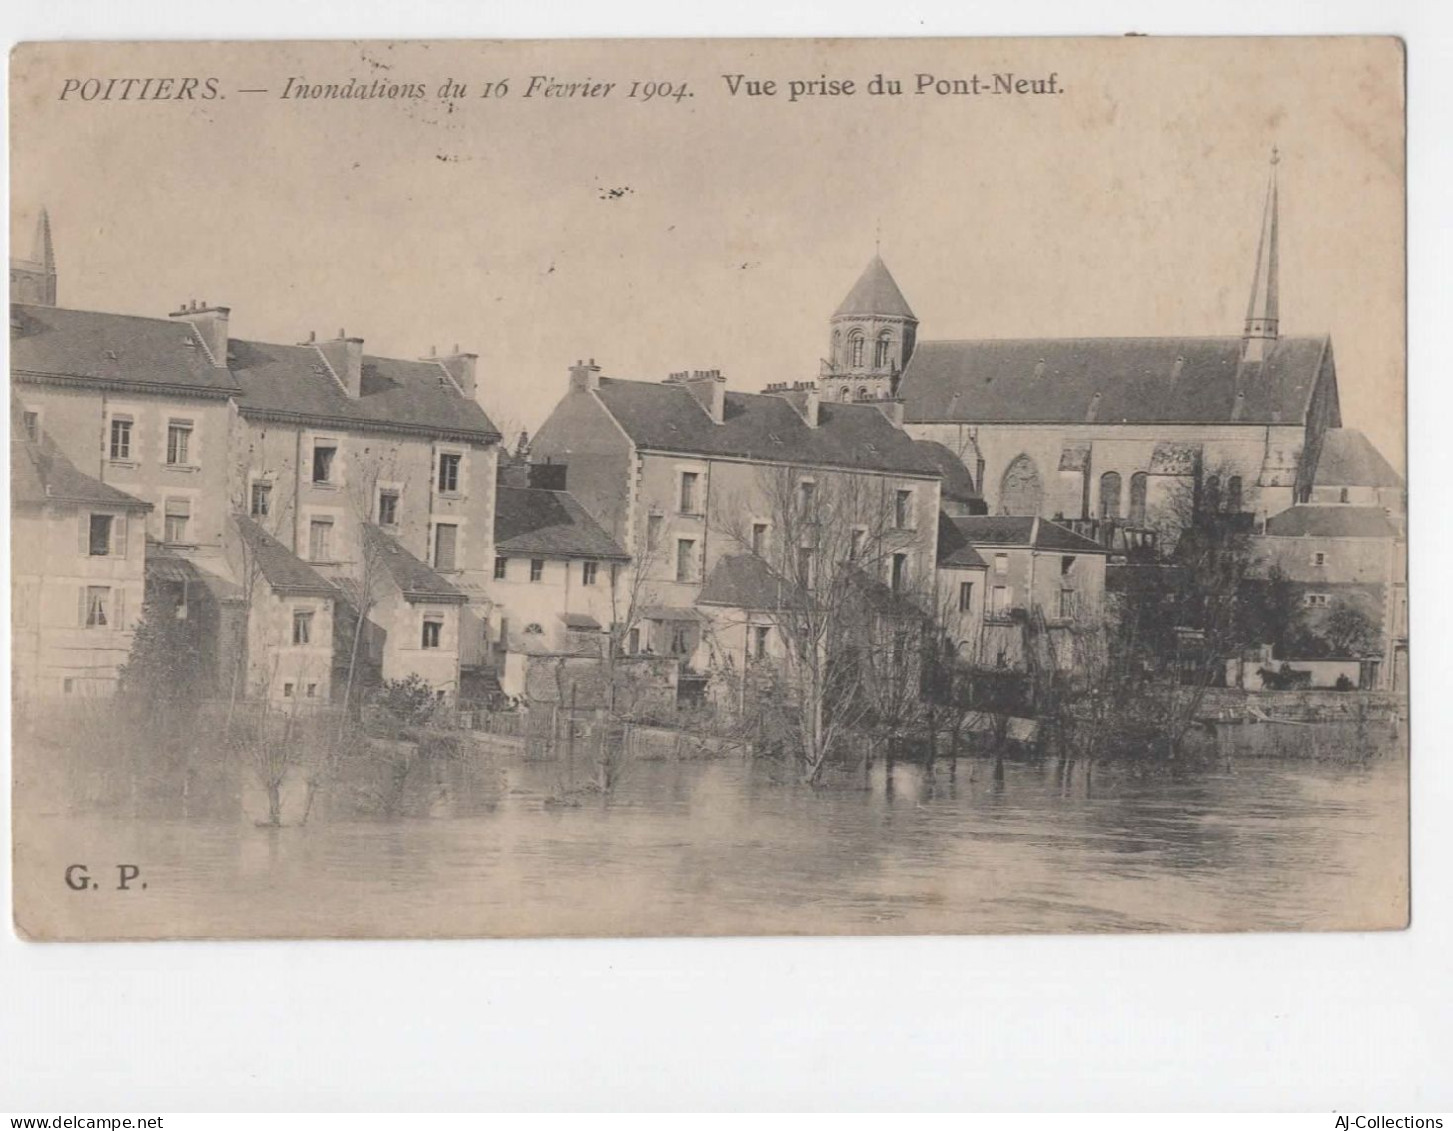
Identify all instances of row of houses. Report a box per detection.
[10,155,1407,707]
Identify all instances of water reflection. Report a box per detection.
[19,750,1407,939]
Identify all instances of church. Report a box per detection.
[818,153,1368,534]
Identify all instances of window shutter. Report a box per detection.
[78,586,87,626]
[114,589,125,629]
[78,513,90,555]
[113,514,128,558]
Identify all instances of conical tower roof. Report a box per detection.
[833,255,916,320]
[1244,149,1280,339]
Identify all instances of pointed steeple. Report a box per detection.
[833,254,916,320]
[11,205,57,306]
[1242,148,1280,361]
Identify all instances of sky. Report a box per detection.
[11,37,1405,466]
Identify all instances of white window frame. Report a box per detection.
[292,607,316,647]
[434,445,466,496]
[894,487,915,531]
[165,417,197,468]
[376,482,403,528]
[310,435,342,486]
[582,560,599,586]
[249,477,274,519]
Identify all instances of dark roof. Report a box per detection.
[833,256,916,320]
[899,335,1332,425]
[11,434,152,511]
[12,303,241,395]
[363,524,467,603]
[1262,505,1400,539]
[227,338,498,442]
[11,303,499,442]
[935,513,989,570]
[697,554,804,610]
[593,378,940,477]
[940,515,1109,554]
[233,516,336,595]
[145,543,243,601]
[1312,429,1404,489]
[494,486,629,560]
[912,440,983,506]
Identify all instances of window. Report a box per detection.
[798,480,816,514]
[1129,472,1149,526]
[679,471,699,514]
[831,330,842,364]
[752,625,770,660]
[646,514,663,551]
[582,560,598,586]
[83,586,111,628]
[875,332,893,369]
[88,514,114,556]
[292,610,314,646]
[891,552,908,594]
[437,452,461,493]
[63,678,74,695]
[312,444,337,484]
[1059,590,1077,619]
[166,420,193,465]
[1305,593,1329,609]
[250,481,271,517]
[840,386,850,400]
[1061,555,1076,576]
[958,580,975,612]
[670,625,691,656]
[895,489,913,529]
[109,417,132,460]
[494,556,508,580]
[1227,476,1244,513]
[377,489,399,527]
[751,522,769,557]
[529,558,544,583]
[306,683,318,699]
[22,411,40,441]
[994,553,1009,576]
[990,586,1010,618]
[849,331,865,368]
[433,523,458,571]
[1312,552,1327,568]
[1339,487,1351,503]
[163,497,191,544]
[850,527,867,561]
[422,618,443,649]
[676,539,696,583]
[308,517,334,562]
[628,627,641,654]
[799,546,816,589]
[283,683,295,698]
[1099,471,1122,520]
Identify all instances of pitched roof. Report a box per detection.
[11,303,500,442]
[935,513,989,570]
[1262,505,1400,539]
[697,553,804,610]
[10,433,152,511]
[12,303,241,395]
[899,335,1332,425]
[912,440,984,507]
[494,486,629,560]
[939,515,1109,554]
[226,338,499,442]
[1312,429,1404,489]
[233,516,336,595]
[362,524,467,603]
[833,256,916,320]
[592,378,940,477]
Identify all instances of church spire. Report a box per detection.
[11,205,57,306]
[34,207,55,273]
[1242,148,1280,361]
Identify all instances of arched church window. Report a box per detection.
[999,454,1045,517]
[849,330,865,368]
[840,386,850,401]
[1129,472,1148,525]
[857,386,868,401]
[1099,472,1122,519]
[1227,476,1243,513]
[831,330,841,365]
[874,331,893,369]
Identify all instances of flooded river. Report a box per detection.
[16,751,1408,939]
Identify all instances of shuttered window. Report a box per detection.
[433,523,458,571]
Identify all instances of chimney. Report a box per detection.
[763,380,821,427]
[428,345,478,400]
[874,398,905,429]
[569,357,601,393]
[671,368,726,424]
[169,300,231,368]
[316,329,364,398]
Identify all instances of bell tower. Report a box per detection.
[820,253,918,403]
[10,208,57,306]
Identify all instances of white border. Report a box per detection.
[2,0,1449,1113]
